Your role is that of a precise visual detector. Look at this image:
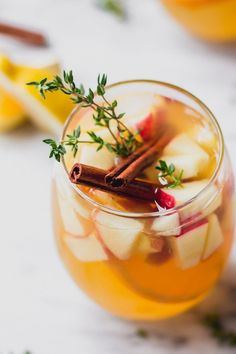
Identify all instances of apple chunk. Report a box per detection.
[135,107,165,141]
[57,194,92,236]
[54,164,90,219]
[159,154,206,179]
[144,154,206,181]
[125,96,166,140]
[65,232,108,262]
[93,210,143,260]
[79,144,114,170]
[189,125,216,150]
[171,219,208,269]
[163,133,209,168]
[135,234,162,255]
[152,212,180,236]
[164,180,222,220]
[163,180,209,204]
[155,188,176,209]
[202,214,223,260]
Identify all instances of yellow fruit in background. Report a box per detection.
[0,54,74,135]
[0,86,26,131]
[18,67,74,124]
[0,55,26,132]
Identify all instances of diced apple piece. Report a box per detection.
[189,125,216,150]
[164,180,222,220]
[58,194,92,236]
[126,101,166,141]
[135,108,165,141]
[155,188,176,209]
[65,232,108,262]
[54,164,72,200]
[159,154,206,179]
[93,210,143,260]
[144,153,206,182]
[89,189,126,211]
[163,133,209,168]
[79,144,114,170]
[135,234,161,255]
[54,164,90,219]
[136,113,153,140]
[171,219,208,269]
[163,180,209,204]
[203,190,222,217]
[124,94,165,126]
[202,214,223,260]
[152,212,180,236]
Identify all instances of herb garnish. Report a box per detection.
[28,72,183,190]
[203,313,236,347]
[28,72,141,162]
[156,160,184,188]
[136,328,148,338]
[97,0,126,19]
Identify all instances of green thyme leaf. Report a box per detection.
[97,0,126,19]
[136,328,148,338]
[203,313,236,347]
[30,72,141,162]
[156,159,184,188]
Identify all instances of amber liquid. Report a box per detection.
[53,95,234,320]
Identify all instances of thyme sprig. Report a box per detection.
[136,328,148,338]
[203,313,236,347]
[28,72,141,161]
[156,160,184,188]
[97,0,126,19]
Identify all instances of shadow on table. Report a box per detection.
[1,121,39,140]
[181,32,236,60]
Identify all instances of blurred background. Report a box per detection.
[0,0,236,353]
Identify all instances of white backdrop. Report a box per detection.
[0,1,236,353]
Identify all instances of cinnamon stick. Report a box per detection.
[105,129,174,188]
[70,163,160,201]
[0,22,47,47]
[105,135,161,186]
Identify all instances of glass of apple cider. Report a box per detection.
[160,0,236,42]
[52,80,235,320]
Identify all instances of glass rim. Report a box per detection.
[61,79,224,219]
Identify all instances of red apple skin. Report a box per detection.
[163,96,178,104]
[178,215,208,237]
[136,113,153,141]
[155,189,176,209]
[136,108,166,141]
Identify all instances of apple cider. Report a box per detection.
[161,0,236,42]
[52,81,234,320]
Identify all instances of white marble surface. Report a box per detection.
[0,1,236,353]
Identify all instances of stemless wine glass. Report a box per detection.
[160,0,236,42]
[52,80,235,320]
